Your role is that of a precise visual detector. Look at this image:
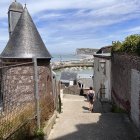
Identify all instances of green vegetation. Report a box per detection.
[111,104,127,113]
[34,128,44,140]
[112,34,140,56]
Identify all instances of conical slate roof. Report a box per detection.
[9,1,23,12]
[1,7,52,59]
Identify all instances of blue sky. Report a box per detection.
[0,0,140,54]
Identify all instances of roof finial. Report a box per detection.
[15,0,17,2]
[24,0,27,7]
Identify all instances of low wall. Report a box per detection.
[63,85,80,95]
[43,111,57,139]
[52,62,93,70]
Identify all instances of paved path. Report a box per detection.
[48,94,138,140]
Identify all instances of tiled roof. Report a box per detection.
[96,46,112,54]
[1,7,52,59]
[60,72,77,81]
[9,1,23,12]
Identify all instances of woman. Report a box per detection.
[87,87,95,112]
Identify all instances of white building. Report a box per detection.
[77,74,93,89]
[94,53,111,101]
[60,71,77,87]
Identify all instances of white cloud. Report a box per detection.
[49,13,138,31]
[1,0,140,16]
[0,27,8,52]
[47,37,110,54]
[26,0,117,14]
[92,1,140,17]
[0,28,8,41]
[32,0,140,31]
[124,26,140,34]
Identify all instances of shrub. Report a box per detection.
[112,41,122,52]
[112,34,140,56]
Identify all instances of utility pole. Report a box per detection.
[33,58,40,130]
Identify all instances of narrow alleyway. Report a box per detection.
[48,94,138,140]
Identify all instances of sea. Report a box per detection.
[51,54,82,62]
[51,54,94,80]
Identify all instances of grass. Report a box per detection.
[111,104,127,113]
[0,103,35,139]
[0,95,55,140]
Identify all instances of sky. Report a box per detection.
[0,0,140,54]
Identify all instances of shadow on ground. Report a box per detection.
[82,106,89,111]
[94,100,113,113]
[50,113,139,140]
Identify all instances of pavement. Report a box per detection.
[48,94,139,140]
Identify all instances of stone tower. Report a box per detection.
[1,6,53,112]
[8,0,23,37]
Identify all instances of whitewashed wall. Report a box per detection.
[94,57,111,100]
[131,69,140,129]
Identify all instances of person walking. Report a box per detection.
[87,87,95,112]
[80,88,84,96]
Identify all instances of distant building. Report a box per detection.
[94,47,111,101]
[96,46,112,54]
[60,72,77,87]
[77,74,93,89]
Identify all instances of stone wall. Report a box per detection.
[131,69,140,128]
[0,60,55,139]
[38,64,53,96]
[111,53,140,128]
[63,85,80,95]
[2,61,53,112]
[111,54,140,110]
[2,65,34,112]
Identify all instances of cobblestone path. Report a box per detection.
[48,94,138,140]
